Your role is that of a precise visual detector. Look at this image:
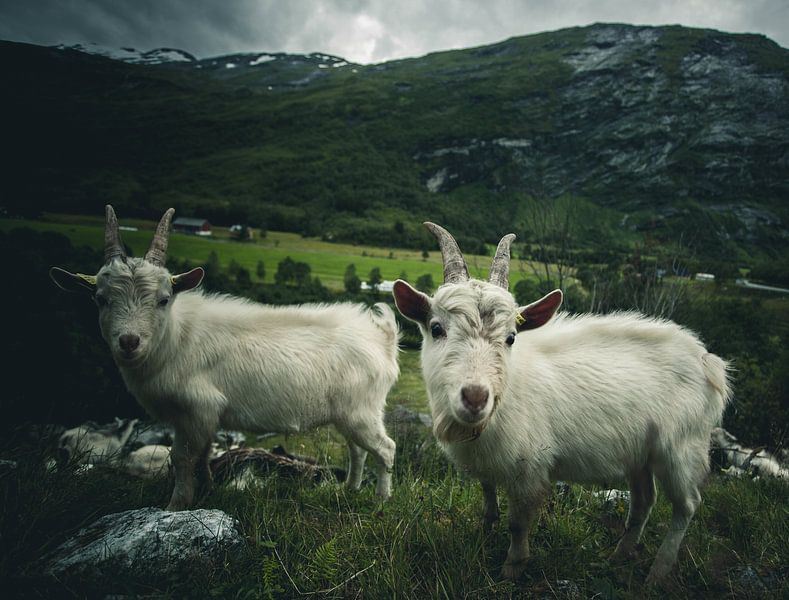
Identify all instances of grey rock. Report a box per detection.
[412,23,789,252]
[40,507,244,589]
[386,405,432,428]
[215,429,246,448]
[127,421,174,449]
[730,565,780,594]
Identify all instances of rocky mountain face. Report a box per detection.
[3,23,788,258]
[403,25,788,253]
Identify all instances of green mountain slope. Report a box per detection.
[2,23,788,259]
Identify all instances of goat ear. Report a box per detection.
[516,289,562,331]
[392,279,431,324]
[171,267,204,294]
[49,267,96,294]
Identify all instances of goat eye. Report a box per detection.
[95,294,108,307]
[430,322,445,339]
[506,333,516,346]
[158,297,170,307]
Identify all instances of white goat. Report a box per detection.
[393,223,731,584]
[50,206,399,510]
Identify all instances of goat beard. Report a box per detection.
[431,403,491,444]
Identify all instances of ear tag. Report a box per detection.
[515,313,526,327]
[77,274,97,285]
[170,276,177,285]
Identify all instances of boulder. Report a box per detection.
[39,507,244,591]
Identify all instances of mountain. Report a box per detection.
[54,42,197,65]
[3,23,788,260]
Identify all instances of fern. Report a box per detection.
[311,538,339,586]
[260,554,283,600]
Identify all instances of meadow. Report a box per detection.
[2,377,786,599]
[1,216,787,598]
[0,214,542,291]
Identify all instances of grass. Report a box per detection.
[1,421,786,599]
[1,351,786,598]
[0,216,551,291]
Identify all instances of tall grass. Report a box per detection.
[1,418,786,598]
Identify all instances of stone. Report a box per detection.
[127,421,175,449]
[39,507,244,591]
[385,404,432,428]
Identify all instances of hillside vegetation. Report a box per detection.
[2,23,788,262]
[1,220,787,598]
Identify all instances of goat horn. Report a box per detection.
[488,233,516,289]
[145,208,175,267]
[424,222,469,284]
[104,205,126,264]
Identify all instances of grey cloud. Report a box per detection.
[0,0,786,64]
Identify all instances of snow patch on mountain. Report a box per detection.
[54,43,196,65]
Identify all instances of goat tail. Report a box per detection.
[701,352,733,413]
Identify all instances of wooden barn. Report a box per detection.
[172,217,212,236]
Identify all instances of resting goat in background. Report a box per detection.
[51,206,399,510]
[393,223,731,584]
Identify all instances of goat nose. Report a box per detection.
[461,385,489,414]
[119,334,140,353]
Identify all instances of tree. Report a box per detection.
[236,267,252,289]
[275,257,293,285]
[368,267,383,291]
[344,263,361,294]
[293,261,311,286]
[275,257,312,287]
[520,194,577,295]
[415,273,434,294]
[421,248,429,261]
[256,260,266,280]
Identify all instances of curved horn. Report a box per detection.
[104,205,126,264]
[424,222,469,284]
[145,208,175,266]
[488,233,516,289]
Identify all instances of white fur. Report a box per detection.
[88,258,399,509]
[407,279,731,583]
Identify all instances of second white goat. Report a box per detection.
[393,223,731,584]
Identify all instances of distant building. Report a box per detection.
[360,280,396,293]
[229,224,254,240]
[173,217,212,236]
[695,272,715,282]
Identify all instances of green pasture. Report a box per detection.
[2,216,545,291]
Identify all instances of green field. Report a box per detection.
[1,215,548,290]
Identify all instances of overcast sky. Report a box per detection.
[1,0,787,64]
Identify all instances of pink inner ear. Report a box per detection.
[518,290,562,331]
[173,267,204,293]
[393,280,430,323]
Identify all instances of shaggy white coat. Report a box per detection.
[407,279,731,583]
[70,258,399,510]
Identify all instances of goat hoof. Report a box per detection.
[500,561,526,580]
